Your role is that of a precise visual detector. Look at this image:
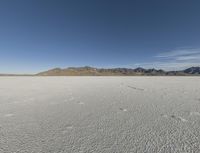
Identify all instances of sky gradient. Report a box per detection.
[0,0,200,73]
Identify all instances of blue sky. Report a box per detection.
[0,0,200,73]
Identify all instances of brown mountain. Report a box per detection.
[36,66,200,76]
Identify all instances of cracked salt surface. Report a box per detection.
[0,76,200,153]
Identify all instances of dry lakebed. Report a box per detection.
[0,76,200,153]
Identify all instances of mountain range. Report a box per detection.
[0,66,199,76]
[36,66,200,76]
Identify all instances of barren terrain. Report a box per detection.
[0,77,200,153]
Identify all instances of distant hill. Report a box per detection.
[36,66,200,76]
[183,67,200,74]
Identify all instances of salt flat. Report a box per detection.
[0,77,200,153]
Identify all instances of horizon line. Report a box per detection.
[1,65,199,75]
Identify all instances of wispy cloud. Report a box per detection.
[155,48,200,59]
[134,48,200,71]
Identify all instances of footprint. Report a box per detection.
[4,114,14,117]
[119,108,127,112]
[161,114,168,118]
[177,117,187,122]
[171,115,176,118]
[77,101,84,105]
[170,115,187,122]
[66,125,73,129]
[62,125,73,134]
[127,85,144,91]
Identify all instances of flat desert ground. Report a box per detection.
[0,77,200,153]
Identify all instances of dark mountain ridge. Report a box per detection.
[184,67,200,74]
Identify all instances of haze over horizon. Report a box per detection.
[0,0,200,73]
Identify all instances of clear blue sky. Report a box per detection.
[0,0,200,73]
